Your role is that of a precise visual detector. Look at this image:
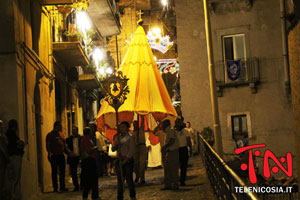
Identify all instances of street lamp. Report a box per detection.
[93,48,104,67]
[105,67,113,75]
[76,11,91,32]
[152,27,161,35]
[161,0,167,6]
[99,68,105,75]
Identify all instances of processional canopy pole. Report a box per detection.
[102,71,130,189]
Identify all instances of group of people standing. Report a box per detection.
[0,116,196,200]
[124,117,195,193]
[154,118,193,190]
[0,119,25,200]
[109,118,195,199]
[46,121,110,200]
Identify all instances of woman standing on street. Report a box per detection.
[6,119,24,200]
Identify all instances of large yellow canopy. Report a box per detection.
[96,26,177,131]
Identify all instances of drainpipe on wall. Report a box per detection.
[203,0,223,157]
[22,0,29,158]
[280,0,291,95]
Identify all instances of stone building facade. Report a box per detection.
[0,1,56,197]
[176,0,294,166]
[0,0,119,199]
[287,0,300,184]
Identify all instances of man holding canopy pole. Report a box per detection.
[112,121,136,200]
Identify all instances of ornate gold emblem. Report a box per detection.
[102,71,130,111]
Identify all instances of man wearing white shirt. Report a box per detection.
[95,129,108,177]
[175,118,192,186]
[66,126,82,191]
[89,123,107,177]
[185,122,196,156]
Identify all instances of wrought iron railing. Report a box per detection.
[199,134,258,200]
[215,57,260,85]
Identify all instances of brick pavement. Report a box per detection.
[35,155,216,200]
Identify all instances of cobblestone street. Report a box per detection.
[36,155,216,200]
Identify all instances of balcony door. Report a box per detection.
[222,34,247,82]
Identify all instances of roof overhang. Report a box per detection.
[53,42,89,67]
[87,0,121,37]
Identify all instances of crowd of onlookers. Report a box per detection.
[0,117,197,200]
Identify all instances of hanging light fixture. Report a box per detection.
[76,11,91,32]
[99,68,105,75]
[152,27,161,36]
[105,67,113,74]
[92,48,104,67]
[161,0,168,6]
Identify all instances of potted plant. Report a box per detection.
[85,64,97,74]
[64,30,83,42]
[200,126,215,146]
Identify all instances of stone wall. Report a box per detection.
[176,0,294,163]
[288,21,300,184]
[107,6,137,69]
[0,0,57,198]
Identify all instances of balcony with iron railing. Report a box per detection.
[215,57,260,97]
[49,6,106,90]
[50,7,92,68]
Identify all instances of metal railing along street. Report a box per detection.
[199,134,258,200]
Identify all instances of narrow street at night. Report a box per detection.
[34,156,216,200]
[1,0,300,200]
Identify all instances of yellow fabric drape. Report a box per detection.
[96,26,177,131]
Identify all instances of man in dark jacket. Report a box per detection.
[46,121,69,192]
[66,125,82,191]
